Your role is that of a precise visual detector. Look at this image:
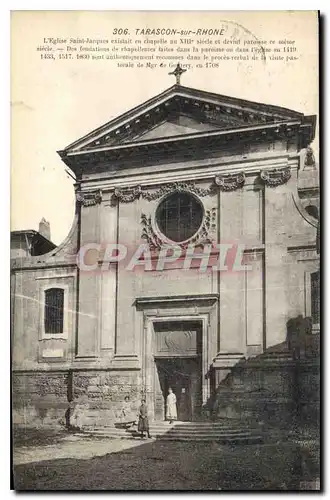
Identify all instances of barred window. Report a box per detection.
[156,192,203,243]
[44,288,64,334]
[311,271,320,325]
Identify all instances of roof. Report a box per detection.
[11,230,56,250]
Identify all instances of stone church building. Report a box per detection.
[11,74,319,428]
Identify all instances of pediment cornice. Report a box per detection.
[59,120,309,174]
[58,84,316,174]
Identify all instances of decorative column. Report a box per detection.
[75,190,102,358]
[260,166,292,349]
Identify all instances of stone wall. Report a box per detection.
[12,369,143,428]
[71,370,143,428]
[210,335,320,433]
[12,372,68,427]
[211,359,297,426]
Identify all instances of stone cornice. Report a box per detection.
[59,121,309,177]
[78,164,299,207]
[77,153,297,193]
[287,244,317,253]
[63,120,301,160]
[135,294,219,308]
[11,261,77,271]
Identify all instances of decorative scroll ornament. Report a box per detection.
[141,207,217,250]
[76,190,102,206]
[260,167,291,187]
[214,172,245,192]
[112,175,247,205]
[141,213,163,250]
[142,181,214,201]
[191,208,217,246]
[113,185,142,203]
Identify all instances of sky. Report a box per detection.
[11,11,318,245]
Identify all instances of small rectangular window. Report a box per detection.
[44,288,64,334]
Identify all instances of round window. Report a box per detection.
[156,192,204,243]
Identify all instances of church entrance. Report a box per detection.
[154,357,202,421]
[152,320,202,421]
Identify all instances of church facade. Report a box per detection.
[11,79,319,427]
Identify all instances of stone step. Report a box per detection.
[150,430,254,435]
[95,425,253,431]
[85,429,261,438]
[81,418,264,444]
[82,420,264,444]
[93,422,256,430]
[82,430,263,444]
[90,429,256,437]
[149,436,263,443]
[88,428,257,436]
[149,424,254,430]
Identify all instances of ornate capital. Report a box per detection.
[260,167,291,187]
[214,173,245,191]
[304,146,316,168]
[76,190,102,206]
[113,185,142,203]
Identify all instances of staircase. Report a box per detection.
[83,419,264,444]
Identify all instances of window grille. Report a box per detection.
[156,192,203,243]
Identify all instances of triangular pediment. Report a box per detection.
[130,115,221,141]
[61,84,307,155]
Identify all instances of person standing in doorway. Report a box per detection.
[166,387,177,424]
[138,398,152,438]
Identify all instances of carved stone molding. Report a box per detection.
[192,207,217,246]
[76,190,102,206]
[112,176,248,204]
[141,207,217,250]
[141,213,163,250]
[214,172,245,191]
[304,146,316,169]
[260,167,291,187]
[142,181,215,200]
[113,181,215,204]
[113,185,142,203]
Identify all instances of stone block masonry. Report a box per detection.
[12,370,143,429]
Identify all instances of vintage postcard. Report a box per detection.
[11,10,320,491]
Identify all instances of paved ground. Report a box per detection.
[12,427,319,491]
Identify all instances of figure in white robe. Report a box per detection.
[119,396,136,428]
[166,387,177,423]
